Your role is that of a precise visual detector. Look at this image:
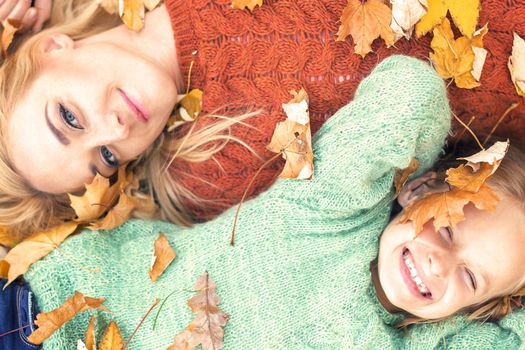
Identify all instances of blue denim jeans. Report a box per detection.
[0,279,42,350]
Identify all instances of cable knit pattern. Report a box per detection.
[165,0,525,221]
[23,56,465,349]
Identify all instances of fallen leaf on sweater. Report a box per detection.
[1,19,21,58]
[99,321,123,350]
[85,315,97,350]
[336,0,396,58]
[28,291,108,345]
[78,340,89,350]
[430,18,484,89]
[149,233,176,282]
[267,89,314,179]
[167,89,203,132]
[390,0,428,41]
[168,272,229,350]
[508,33,525,97]
[458,140,509,172]
[399,184,499,234]
[89,193,136,231]
[231,0,263,11]
[3,222,78,286]
[416,0,480,38]
[394,159,419,196]
[0,226,19,248]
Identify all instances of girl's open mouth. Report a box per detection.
[400,247,433,299]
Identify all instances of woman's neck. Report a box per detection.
[76,4,184,92]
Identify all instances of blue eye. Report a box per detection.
[59,104,82,129]
[100,146,119,168]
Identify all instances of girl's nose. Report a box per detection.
[428,251,453,278]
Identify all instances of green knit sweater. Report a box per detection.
[26,55,499,350]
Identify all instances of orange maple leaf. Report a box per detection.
[336,0,396,58]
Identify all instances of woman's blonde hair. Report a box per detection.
[374,138,525,327]
[0,1,257,239]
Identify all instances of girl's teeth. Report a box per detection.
[403,251,431,296]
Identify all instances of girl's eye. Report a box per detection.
[445,227,454,241]
[59,104,82,130]
[439,227,454,242]
[465,268,477,291]
[100,146,119,168]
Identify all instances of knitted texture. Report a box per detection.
[166,0,525,221]
[24,56,459,349]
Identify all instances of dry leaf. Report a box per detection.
[69,174,112,222]
[0,260,9,278]
[399,184,499,235]
[430,18,479,89]
[78,340,89,350]
[89,193,136,231]
[28,291,108,345]
[143,0,161,11]
[416,0,480,38]
[168,272,229,350]
[508,32,525,97]
[390,0,428,41]
[231,0,263,11]
[120,0,145,32]
[459,140,509,172]
[336,0,396,58]
[1,19,22,58]
[394,159,420,196]
[97,0,119,14]
[86,315,97,350]
[99,321,123,350]
[3,222,78,286]
[267,89,314,179]
[0,226,19,248]
[446,162,494,193]
[149,233,176,282]
[470,23,488,82]
[167,89,203,132]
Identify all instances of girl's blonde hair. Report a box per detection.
[375,138,525,327]
[0,1,257,239]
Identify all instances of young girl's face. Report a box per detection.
[378,180,525,319]
[7,33,178,193]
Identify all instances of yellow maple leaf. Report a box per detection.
[416,0,480,38]
[267,89,314,179]
[28,291,108,345]
[399,184,499,235]
[99,320,124,350]
[0,226,20,248]
[446,162,494,193]
[149,233,177,282]
[99,0,161,31]
[231,0,263,11]
[508,32,525,97]
[430,18,480,89]
[167,89,203,132]
[89,193,136,231]
[68,174,111,222]
[3,222,78,286]
[336,0,395,58]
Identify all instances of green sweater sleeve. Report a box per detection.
[270,55,451,218]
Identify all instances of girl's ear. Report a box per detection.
[397,171,449,208]
[38,33,74,54]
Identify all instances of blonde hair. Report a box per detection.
[0,1,257,239]
[378,139,525,327]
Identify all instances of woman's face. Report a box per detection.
[378,181,525,319]
[8,33,178,193]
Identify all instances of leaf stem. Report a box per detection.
[230,152,283,246]
[482,102,520,146]
[122,298,160,350]
[452,111,484,151]
[152,289,179,331]
[0,323,33,337]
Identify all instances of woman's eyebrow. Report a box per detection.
[45,102,70,146]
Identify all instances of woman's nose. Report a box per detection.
[428,251,453,278]
[97,113,130,143]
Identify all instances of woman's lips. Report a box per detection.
[400,248,432,300]
[118,88,149,123]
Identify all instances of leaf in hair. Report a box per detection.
[446,162,494,193]
[89,193,136,231]
[167,89,203,132]
[458,140,509,172]
[149,233,176,282]
[1,18,22,58]
[28,291,108,345]
[2,221,79,286]
[120,0,145,32]
[231,0,263,11]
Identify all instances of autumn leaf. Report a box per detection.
[394,159,419,196]
[97,0,119,14]
[149,233,176,282]
[99,321,123,350]
[168,272,229,350]
[69,174,112,222]
[1,19,21,58]
[390,0,428,41]
[3,222,78,286]
[120,0,145,32]
[89,193,136,231]
[85,315,97,350]
[143,0,161,11]
[430,18,482,89]
[267,89,314,179]
[167,89,203,132]
[470,24,488,82]
[0,226,20,248]
[458,140,509,173]
[508,33,525,97]
[399,184,499,235]
[231,0,263,11]
[446,162,494,193]
[416,0,480,38]
[336,0,396,58]
[28,291,108,345]
[0,260,9,278]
